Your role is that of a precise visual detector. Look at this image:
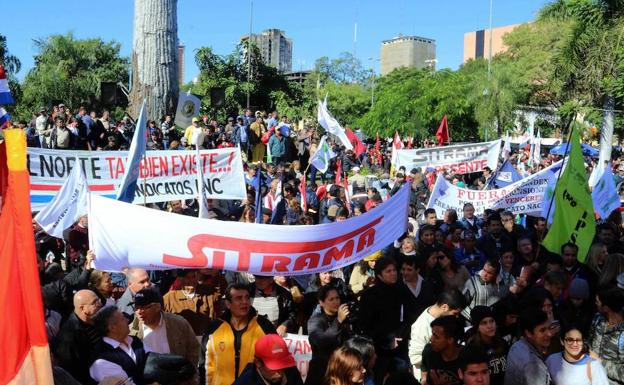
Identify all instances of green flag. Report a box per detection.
[542,127,596,262]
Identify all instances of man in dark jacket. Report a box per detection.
[476,212,514,261]
[357,256,417,384]
[249,275,298,335]
[55,290,103,385]
[233,334,303,385]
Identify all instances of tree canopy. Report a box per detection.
[16,33,129,120]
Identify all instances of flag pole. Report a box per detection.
[544,125,575,222]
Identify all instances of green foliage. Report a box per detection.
[357,67,480,141]
[16,33,129,120]
[192,43,300,121]
[314,52,370,84]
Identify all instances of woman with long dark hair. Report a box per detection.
[306,286,353,385]
[546,323,610,385]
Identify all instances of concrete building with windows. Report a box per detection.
[463,24,521,63]
[380,35,436,76]
[241,28,293,73]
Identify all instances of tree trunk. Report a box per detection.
[129,0,179,122]
[598,94,615,164]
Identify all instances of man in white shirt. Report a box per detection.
[89,306,147,385]
[408,289,466,379]
[130,288,200,367]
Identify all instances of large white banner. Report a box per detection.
[427,161,563,218]
[283,334,311,381]
[27,147,246,211]
[89,185,410,275]
[394,140,501,174]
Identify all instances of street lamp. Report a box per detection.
[368,57,379,108]
[246,0,253,110]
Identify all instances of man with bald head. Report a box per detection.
[117,268,152,319]
[55,289,103,385]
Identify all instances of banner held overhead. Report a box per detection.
[394,140,501,174]
[89,185,410,275]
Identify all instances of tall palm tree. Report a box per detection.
[539,0,624,159]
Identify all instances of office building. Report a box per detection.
[241,29,293,72]
[463,24,521,63]
[177,44,185,85]
[380,35,436,76]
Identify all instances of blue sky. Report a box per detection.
[4,0,548,83]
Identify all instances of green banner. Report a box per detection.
[542,127,596,261]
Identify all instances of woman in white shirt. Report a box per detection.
[546,323,610,385]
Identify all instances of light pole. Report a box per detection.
[246,0,253,110]
[368,57,379,108]
[484,0,494,141]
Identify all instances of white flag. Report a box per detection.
[317,100,353,150]
[196,145,209,218]
[309,136,336,173]
[591,162,620,219]
[502,132,512,160]
[34,159,89,238]
[532,129,542,166]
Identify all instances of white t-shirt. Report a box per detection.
[545,353,610,385]
[408,306,436,379]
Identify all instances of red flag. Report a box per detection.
[393,131,404,150]
[407,136,413,149]
[334,158,342,184]
[345,127,366,157]
[299,174,307,212]
[375,134,381,151]
[0,129,53,385]
[436,115,450,145]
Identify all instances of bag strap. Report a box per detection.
[586,357,593,385]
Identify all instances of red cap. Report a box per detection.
[254,334,296,370]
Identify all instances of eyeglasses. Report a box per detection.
[563,338,583,345]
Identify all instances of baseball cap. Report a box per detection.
[192,117,200,123]
[352,166,360,172]
[254,334,296,370]
[134,287,163,307]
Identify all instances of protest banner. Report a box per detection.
[427,161,562,218]
[394,140,501,174]
[90,184,410,274]
[283,334,311,381]
[27,147,246,211]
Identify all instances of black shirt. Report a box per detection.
[421,344,462,385]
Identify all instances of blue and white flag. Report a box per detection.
[591,163,620,219]
[34,159,89,238]
[0,65,14,105]
[309,135,336,173]
[0,107,10,129]
[487,159,522,189]
[116,100,147,203]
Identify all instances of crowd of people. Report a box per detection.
[27,103,624,385]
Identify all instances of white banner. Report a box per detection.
[34,157,89,238]
[427,161,562,218]
[27,147,246,211]
[89,185,410,274]
[394,140,501,174]
[283,334,311,381]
